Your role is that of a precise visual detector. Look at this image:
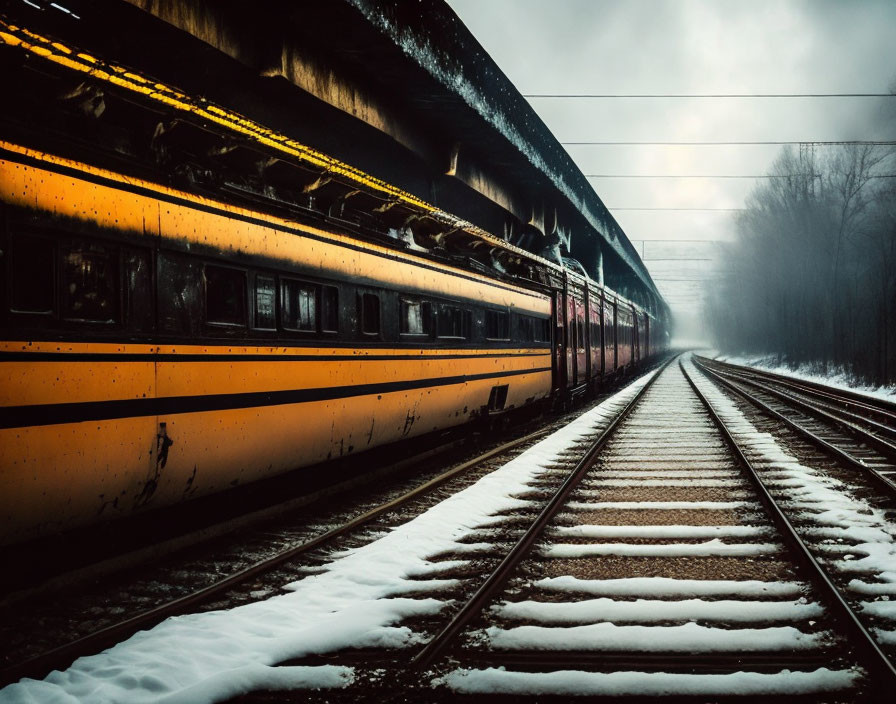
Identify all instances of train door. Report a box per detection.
[574,295,586,386]
[617,307,632,368]
[551,291,563,392]
[633,307,641,363]
[589,290,602,379]
[645,315,650,358]
[583,286,592,383]
[565,289,575,388]
[551,291,566,390]
[604,297,616,373]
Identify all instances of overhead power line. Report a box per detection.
[564,140,896,146]
[586,173,896,179]
[588,174,771,179]
[609,207,746,212]
[525,93,896,98]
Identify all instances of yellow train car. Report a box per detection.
[0,9,669,547]
[0,142,554,544]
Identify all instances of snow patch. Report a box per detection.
[536,576,806,598]
[552,525,770,539]
[485,622,825,652]
[439,667,858,696]
[493,597,823,623]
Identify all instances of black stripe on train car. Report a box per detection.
[0,366,553,429]
[0,147,546,302]
[0,351,551,363]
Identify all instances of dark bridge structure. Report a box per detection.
[0,0,668,544]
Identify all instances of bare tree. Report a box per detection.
[705,140,896,386]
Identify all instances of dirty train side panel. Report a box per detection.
[0,144,553,543]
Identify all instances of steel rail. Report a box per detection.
[682,358,896,693]
[694,358,896,495]
[701,356,896,421]
[708,366,896,459]
[0,424,558,687]
[411,358,673,669]
[701,358,896,445]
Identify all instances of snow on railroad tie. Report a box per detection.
[491,597,824,623]
[439,667,859,697]
[566,500,751,510]
[483,621,826,652]
[584,478,744,487]
[0,364,666,703]
[543,539,779,558]
[551,525,772,539]
[535,576,808,598]
[595,469,739,478]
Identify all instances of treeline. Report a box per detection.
[705,144,896,386]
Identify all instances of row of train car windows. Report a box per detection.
[205,266,339,333]
[9,234,153,330]
[5,234,550,343]
[395,299,538,341]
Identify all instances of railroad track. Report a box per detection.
[695,355,896,493]
[5,355,896,702]
[701,358,896,433]
[0,364,669,688]
[333,354,888,701]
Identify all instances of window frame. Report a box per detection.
[436,302,471,340]
[485,308,510,341]
[320,284,339,334]
[204,263,248,329]
[358,291,381,337]
[252,273,277,331]
[7,230,58,321]
[399,296,433,338]
[280,276,319,334]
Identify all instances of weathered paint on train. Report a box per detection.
[0,146,557,544]
[0,5,667,546]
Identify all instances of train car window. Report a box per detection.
[253,275,276,330]
[282,279,317,331]
[321,286,339,333]
[400,297,432,336]
[9,234,55,315]
[62,242,119,323]
[517,315,533,342]
[359,292,380,335]
[437,304,470,338]
[158,255,202,335]
[485,309,510,340]
[124,249,153,332]
[518,315,549,343]
[205,265,247,327]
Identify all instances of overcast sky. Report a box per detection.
[446,0,896,244]
[446,0,896,326]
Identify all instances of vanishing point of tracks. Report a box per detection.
[334,353,893,701]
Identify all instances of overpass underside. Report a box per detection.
[0,0,667,317]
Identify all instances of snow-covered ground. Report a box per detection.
[717,354,896,404]
[0,370,658,704]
